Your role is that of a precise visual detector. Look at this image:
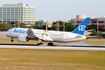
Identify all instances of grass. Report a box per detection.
[0,49,105,70]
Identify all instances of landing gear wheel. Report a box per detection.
[11,38,14,42]
[48,41,53,46]
[11,40,14,42]
[37,39,43,45]
[37,42,43,45]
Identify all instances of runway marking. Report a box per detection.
[59,47,66,50]
[11,46,15,49]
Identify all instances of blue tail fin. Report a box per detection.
[72,17,90,35]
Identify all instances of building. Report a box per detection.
[39,20,53,27]
[71,15,105,31]
[39,20,46,27]
[0,3,35,25]
[71,15,90,25]
[71,15,105,25]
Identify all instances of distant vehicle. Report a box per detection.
[5,18,90,45]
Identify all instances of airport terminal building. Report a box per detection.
[0,3,35,25]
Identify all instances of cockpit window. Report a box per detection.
[7,29,12,32]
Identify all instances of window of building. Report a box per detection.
[0,12,2,14]
[7,10,10,11]
[7,12,10,14]
[91,21,97,23]
[11,19,14,20]
[3,9,6,11]
[3,7,6,9]
[15,19,18,21]
[11,12,14,14]
[76,21,82,23]
[3,12,6,13]
[3,19,6,20]
[11,7,14,9]
[11,10,14,11]
[7,15,10,17]
[0,21,2,23]
[15,7,18,9]
[3,14,6,16]
[7,19,10,21]
[7,7,10,9]
[4,21,6,23]
[11,14,14,16]
[11,17,14,18]
[15,12,18,14]
[98,21,104,23]
[7,21,10,23]
[7,14,10,16]
[30,8,35,9]
[15,17,18,18]
[15,9,18,11]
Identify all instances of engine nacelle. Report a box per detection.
[18,35,29,42]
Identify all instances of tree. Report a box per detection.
[41,25,46,30]
[87,24,97,30]
[97,31,102,36]
[98,25,104,31]
[65,24,76,32]
[19,22,27,28]
[10,21,15,28]
[51,24,57,30]
[35,21,39,25]
[32,25,42,29]
[0,24,11,31]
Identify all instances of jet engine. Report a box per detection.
[18,35,29,42]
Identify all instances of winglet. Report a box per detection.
[72,17,90,35]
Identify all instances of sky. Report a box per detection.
[0,0,105,21]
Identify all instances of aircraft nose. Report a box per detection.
[5,32,8,36]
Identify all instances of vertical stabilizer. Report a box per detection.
[72,17,90,35]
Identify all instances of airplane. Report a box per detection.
[5,17,90,46]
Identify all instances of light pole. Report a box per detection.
[46,21,48,31]
[57,21,59,31]
[97,19,98,33]
[63,21,66,31]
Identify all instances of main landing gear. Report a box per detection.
[37,40,53,46]
[48,41,53,46]
[37,39,43,45]
[11,37,14,42]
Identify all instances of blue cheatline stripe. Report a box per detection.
[72,17,90,35]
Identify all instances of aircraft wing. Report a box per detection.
[27,29,53,41]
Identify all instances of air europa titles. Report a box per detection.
[13,29,27,34]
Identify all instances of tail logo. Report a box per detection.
[78,25,86,31]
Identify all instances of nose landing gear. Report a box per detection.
[11,37,14,42]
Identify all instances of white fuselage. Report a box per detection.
[5,28,86,42]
